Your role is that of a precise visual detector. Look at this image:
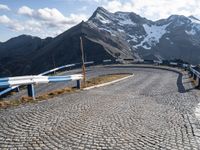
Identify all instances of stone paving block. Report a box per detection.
[0,66,200,149]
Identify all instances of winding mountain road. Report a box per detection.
[0,65,200,149]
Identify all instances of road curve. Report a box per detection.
[0,65,200,149]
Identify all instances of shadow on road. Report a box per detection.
[177,73,186,93]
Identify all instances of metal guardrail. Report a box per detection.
[0,60,119,98]
[153,60,162,64]
[2,59,195,98]
[169,62,178,66]
[188,65,200,88]
[0,60,119,97]
[40,62,95,76]
[0,86,19,96]
[0,61,95,98]
[84,61,94,65]
[0,75,83,87]
[189,66,200,77]
[39,64,76,75]
[103,59,112,63]
[0,74,83,99]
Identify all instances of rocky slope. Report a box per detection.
[88,7,200,63]
[0,20,135,77]
[30,21,135,75]
[0,35,53,77]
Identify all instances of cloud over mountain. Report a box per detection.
[0,4,10,11]
[88,0,200,21]
[17,6,88,27]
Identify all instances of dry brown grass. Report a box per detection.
[187,76,200,89]
[83,74,130,88]
[181,70,188,75]
[0,97,35,109]
[189,73,200,94]
[0,73,131,109]
[190,79,196,84]
[0,88,76,109]
[0,101,10,108]
[36,87,76,100]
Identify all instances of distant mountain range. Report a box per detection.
[0,7,200,77]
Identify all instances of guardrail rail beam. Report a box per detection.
[0,74,83,98]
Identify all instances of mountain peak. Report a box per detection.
[4,34,40,43]
[96,7,108,12]
[92,6,110,17]
[188,15,200,24]
[189,15,200,21]
[88,7,112,24]
[89,7,149,25]
[168,15,188,21]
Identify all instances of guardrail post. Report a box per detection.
[189,71,193,78]
[184,67,187,71]
[77,80,81,89]
[197,78,200,89]
[193,74,197,80]
[27,84,35,99]
[14,87,20,92]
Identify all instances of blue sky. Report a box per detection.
[0,0,199,42]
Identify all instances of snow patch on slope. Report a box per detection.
[135,23,170,49]
[115,12,136,26]
[99,28,111,33]
[189,16,200,31]
[128,34,138,42]
[118,29,125,33]
[189,17,200,24]
[99,28,116,37]
[166,37,170,40]
[185,29,196,35]
[118,18,136,26]
[95,13,111,24]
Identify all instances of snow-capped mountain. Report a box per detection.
[0,7,200,77]
[88,7,200,63]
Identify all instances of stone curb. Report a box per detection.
[83,74,134,90]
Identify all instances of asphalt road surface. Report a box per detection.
[0,65,200,149]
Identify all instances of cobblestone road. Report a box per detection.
[0,65,200,149]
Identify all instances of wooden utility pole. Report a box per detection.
[80,36,86,87]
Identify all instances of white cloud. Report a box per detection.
[103,0,130,12]
[0,15,24,31]
[65,13,87,24]
[0,15,41,32]
[0,4,10,11]
[24,20,42,32]
[0,15,11,24]
[18,6,34,16]
[36,8,67,23]
[8,22,25,31]
[0,6,88,38]
[102,0,200,20]
[18,6,88,27]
